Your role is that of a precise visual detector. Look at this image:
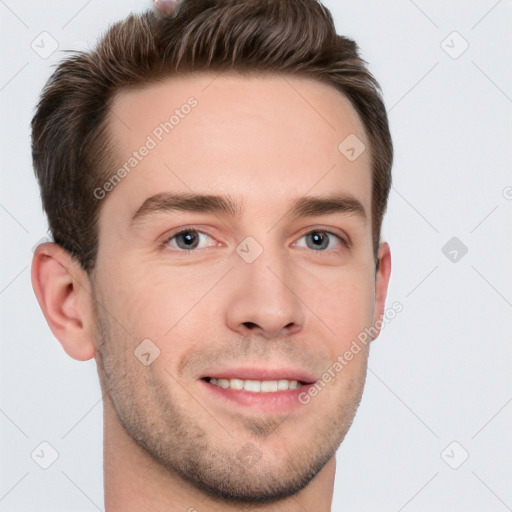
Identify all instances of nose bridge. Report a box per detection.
[225,236,305,338]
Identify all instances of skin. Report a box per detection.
[32,73,391,511]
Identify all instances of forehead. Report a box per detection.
[103,73,372,225]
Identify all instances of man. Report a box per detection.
[31,0,393,510]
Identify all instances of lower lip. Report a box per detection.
[199,379,314,414]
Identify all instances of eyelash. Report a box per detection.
[161,227,350,254]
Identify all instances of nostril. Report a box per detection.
[242,321,258,330]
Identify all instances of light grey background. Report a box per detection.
[1,0,511,510]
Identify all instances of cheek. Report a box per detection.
[102,260,223,341]
[313,276,374,393]
[302,267,375,351]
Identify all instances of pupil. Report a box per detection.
[309,231,327,250]
[179,231,198,249]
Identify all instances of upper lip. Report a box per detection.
[200,366,317,384]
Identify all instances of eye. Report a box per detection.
[162,228,348,253]
[163,229,217,251]
[294,230,348,251]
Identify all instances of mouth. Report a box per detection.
[201,376,307,392]
[198,370,317,414]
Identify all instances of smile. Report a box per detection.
[204,377,303,392]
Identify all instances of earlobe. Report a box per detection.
[31,242,96,361]
[372,241,392,340]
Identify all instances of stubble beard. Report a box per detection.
[92,299,367,505]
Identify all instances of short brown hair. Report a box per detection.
[31,0,393,273]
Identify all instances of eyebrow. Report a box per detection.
[129,191,367,227]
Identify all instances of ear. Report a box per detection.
[31,242,96,361]
[371,241,392,340]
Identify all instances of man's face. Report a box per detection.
[92,73,384,503]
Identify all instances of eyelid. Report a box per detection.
[294,225,351,248]
[161,225,351,252]
[293,229,350,251]
[161,226,220,250]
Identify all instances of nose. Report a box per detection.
[224,248,305,339]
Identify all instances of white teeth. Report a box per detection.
[277,379,290,390]
[208,378,302,392]
[218,378,230,389]
[230,378,244,390]
[244,379,261,392]
[261,380,278,392]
